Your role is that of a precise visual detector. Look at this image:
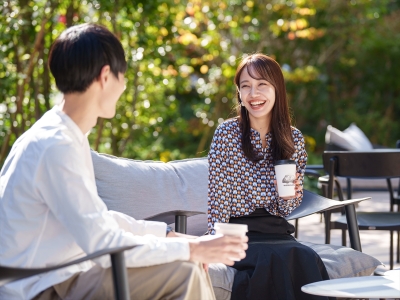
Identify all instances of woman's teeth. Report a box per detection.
[250,101,266,106]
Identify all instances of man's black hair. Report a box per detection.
[48,23,127,94]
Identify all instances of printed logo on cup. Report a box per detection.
[282,174,295,186]
[274,159,296,198]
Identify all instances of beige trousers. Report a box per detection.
[33,261,216,300]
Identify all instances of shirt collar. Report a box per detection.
[250,128,272,139]
[52,105,86,145]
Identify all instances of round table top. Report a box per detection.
[384,269,400,277]
[302,272,400,298]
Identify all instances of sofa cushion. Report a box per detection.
[325,123,373,151]
[208,241,382,300]
[91,150,208,220]
[299,241,381,279]
[208,263,237,300]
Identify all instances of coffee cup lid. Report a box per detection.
[274,159,296,166]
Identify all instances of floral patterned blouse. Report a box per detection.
[207,118,307,234]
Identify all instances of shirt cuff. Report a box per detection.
[124,237,191,268]
[161,238,191,262]
[141,221,167,237]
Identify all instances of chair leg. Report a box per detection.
[398,205,400,263]
[344,204,362,252]
[397,230,399,263]
[346,178,352,200]
[390,231,393,270]
[324,211,331,244]
[341,229,346,246]
[110,252,130,300]
[175,215,187,234]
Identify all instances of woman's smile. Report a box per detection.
[248,100,267,109]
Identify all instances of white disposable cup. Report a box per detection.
[214,223,248,261]
[274,159,296,198]
[214,223,248,237]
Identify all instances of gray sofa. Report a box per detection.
[91,151,382,299]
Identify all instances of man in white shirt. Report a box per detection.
[0,23,248,300]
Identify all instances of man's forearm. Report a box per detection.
[167,231,198,239]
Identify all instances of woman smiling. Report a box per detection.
[207,54,331,300]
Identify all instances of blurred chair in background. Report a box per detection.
[321,150,400,269]
[325,123,375,152]
[324,125,400,266]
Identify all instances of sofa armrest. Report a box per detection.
[145,210,205,234]
[0,245,137,300]
[286,190,369,251]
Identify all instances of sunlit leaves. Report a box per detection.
[1,0,400,165]
[283,65,320,83]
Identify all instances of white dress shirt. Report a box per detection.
[0,106,190,299]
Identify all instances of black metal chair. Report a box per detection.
[324,140,400,264]
[322,149,400,269]
[294,166,350,241]
[0,245,136,300]
[286,188,367,252]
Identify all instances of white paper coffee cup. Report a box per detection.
[274,159,296,198]
[214,223,248,237]
[214,223,248,261]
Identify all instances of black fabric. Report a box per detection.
[229,208,295,235]
[229,209,333,300]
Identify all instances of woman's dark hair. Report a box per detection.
[48,23,127,94]
[234,53,294,162]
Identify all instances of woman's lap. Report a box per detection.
[231,233,331,300]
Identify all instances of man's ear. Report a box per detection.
[98,65,111,88]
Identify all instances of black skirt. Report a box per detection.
[229,209,333,300]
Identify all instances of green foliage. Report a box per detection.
[1,0,400,166]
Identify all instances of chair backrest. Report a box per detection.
[323,150,400,179]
